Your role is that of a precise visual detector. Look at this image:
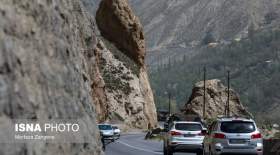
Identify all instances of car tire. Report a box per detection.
[197,150,203,155]
[163,146,167,155]
[167,147,173,155]
[164,146,173,155]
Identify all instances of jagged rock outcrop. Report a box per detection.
[93,38,157,129]
[94,0,157,129]
[184,79,252,119]
[96,0,146,66]
[0,0,103,154]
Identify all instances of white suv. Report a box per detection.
[203,117,263,155]
[163,121,206,155]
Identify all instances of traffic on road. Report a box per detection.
[100,116,264,155]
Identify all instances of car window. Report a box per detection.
[175,123,202,131]
[98,125,113,130]
[220,121,255,133]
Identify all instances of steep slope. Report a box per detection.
[0,0,159,154]
[95,0,157,129]
[130,0,280,66]
[0,0,103,154]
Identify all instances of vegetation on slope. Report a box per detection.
[150,28,280,123]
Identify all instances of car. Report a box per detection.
[203,117,263,155]
[112,125,121,139]
[98,124,115,142]
[163,121,206,155]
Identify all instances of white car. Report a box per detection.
[112,125,121,138]
[163,121,206,155]
[98,124,115,142]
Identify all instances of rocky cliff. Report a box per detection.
[96,0,145,66]
[95,0,157,129]
[0,0,157,154]
[184,79,252,119]
[0,0,104,154]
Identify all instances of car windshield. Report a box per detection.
[175,123,202,131]
[221,121,256,133]
[98,125,112,130]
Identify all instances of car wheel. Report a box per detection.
[163,146,167,155]
[197,150,203,155]
[167,147,173,155]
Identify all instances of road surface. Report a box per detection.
[105,133,196,155]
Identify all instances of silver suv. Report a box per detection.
[203,117,263,155]
[163,121,206,155]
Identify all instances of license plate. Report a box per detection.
[229,139,247,144]
[184,134,195,137]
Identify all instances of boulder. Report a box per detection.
[184,79,252,119]
[96,0,146,66]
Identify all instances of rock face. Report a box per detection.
[94,0,157,129]
[0,0,158,154]
[0,0,105,154]
[96,0,146,66]
[93,38,157,129]
[184,79,252,119]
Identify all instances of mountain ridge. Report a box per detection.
[129,0,280,67]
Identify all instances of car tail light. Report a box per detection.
[214,133,226,139]
[170,131,182,136]
[251,133,262,139]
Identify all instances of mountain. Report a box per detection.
[150,27,280,124]
[129,0,280,67]
[129,0,280,124]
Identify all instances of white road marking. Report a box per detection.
[117,140,163,154]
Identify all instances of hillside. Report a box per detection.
[129,0,280,67]
[150,27,280,123]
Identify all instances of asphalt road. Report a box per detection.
[105,133,196,155]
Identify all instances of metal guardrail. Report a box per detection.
[264,139,280,155]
